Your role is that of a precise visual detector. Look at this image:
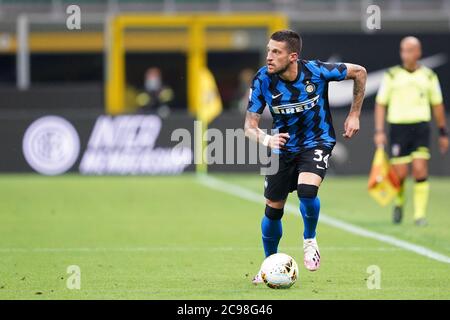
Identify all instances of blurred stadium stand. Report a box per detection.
[0,0,448,110]
[0,1,450,28]
[0,1,448,175]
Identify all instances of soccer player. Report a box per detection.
[374,36,449,226]
[244,30,367,283]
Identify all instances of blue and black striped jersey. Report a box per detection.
[247,59,347,154]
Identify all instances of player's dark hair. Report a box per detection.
[270,30,302,55]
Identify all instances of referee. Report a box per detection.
[374,36,449,226]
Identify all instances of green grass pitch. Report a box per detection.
[0,174,449,299]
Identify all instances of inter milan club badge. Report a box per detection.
[305,82,316,94]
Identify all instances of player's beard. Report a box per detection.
[268,61,290,75]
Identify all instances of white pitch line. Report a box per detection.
[198,175,450,264]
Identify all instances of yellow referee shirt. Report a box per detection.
[375,65,443,124]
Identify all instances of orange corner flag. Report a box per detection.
[368,147,401,206]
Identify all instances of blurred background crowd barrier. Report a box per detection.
[0,0,448,175]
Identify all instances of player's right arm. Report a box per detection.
[244,71,289,149]
[244,111,289,149]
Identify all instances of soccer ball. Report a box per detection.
[260,253,299,289]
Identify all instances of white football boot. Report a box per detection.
[303,238,321,271]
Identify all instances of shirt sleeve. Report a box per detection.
[317,61,348,81]
[429,72,443,106]
[375,72,392,106]
[247,74,266,114]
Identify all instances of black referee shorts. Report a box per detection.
[389,122,430,164]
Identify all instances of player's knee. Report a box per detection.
[265,198,285,209]
[265,205,284,220]
[297,184,319,199]
[392,164,409,181]
[413,168,428,181]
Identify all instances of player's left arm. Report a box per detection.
[432,103,449,154]
[343,63,367,139]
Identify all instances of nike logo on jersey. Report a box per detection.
[316,165,325,170]
[271,95,319,114]
[271,93,283,99]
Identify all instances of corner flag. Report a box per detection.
[198,68,223,124]
[368,147,401,206]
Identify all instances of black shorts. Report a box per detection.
[389,122,430,163]
[264,146,332,201]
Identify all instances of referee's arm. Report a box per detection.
[430,72,449,154]
[374,102,387,147]
[432,103,449,154]
[373,72,391,147]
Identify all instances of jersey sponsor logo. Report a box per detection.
[22,116,80,175]
[271,95,319,115]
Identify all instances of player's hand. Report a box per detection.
[439,136,449,154]
[269,133,290,149]
[374,132,387,148]
[342,114,360,139]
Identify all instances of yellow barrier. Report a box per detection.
[106,13,288,115]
